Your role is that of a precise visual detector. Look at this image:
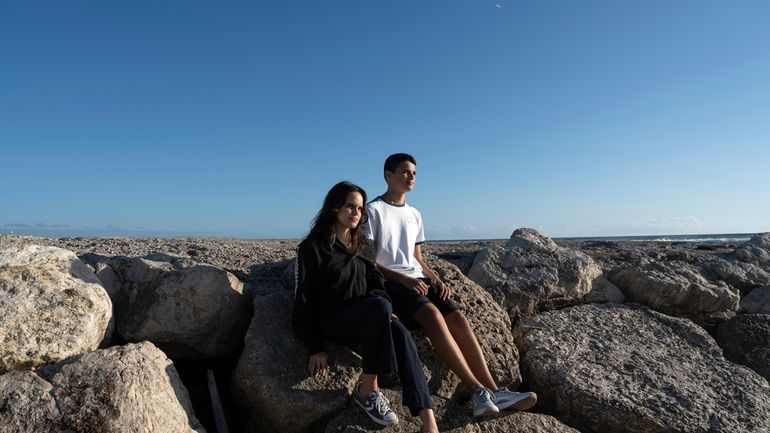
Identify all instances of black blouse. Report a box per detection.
[292,235,387,355]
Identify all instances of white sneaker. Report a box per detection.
[494,387,537,411]
[472,387,500,417]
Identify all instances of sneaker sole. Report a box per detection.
[353,394,399,426]
[472,405,500,417]
[498,394,537,411]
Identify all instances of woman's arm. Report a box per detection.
[292,242,326,358]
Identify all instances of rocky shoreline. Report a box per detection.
[1,230,769,433]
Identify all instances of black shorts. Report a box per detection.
[385,278,459,330]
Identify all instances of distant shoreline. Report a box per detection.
[1,231,761,244]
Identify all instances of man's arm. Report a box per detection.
[374,260,430,296]
[413,244,451,300]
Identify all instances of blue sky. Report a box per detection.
[1,0,769,239]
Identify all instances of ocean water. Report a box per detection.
[555,233,756,243]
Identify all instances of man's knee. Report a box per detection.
[444,310,468,327]
[414,303,443,328]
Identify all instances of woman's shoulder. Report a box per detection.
[298,235,331,255]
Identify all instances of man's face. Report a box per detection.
[386,161,416,193]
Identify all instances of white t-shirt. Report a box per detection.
[364,196,426,278]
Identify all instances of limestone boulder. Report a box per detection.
[467,228,603,322]
[1,342,205,433]
[0,245,112,373]
[749,232,770,250]
[516,303,770,433]
[420,255,522,398]
[231,290,361,433]
[49,341,204,433]
[582,275,625,304]
[740,285,770,314]
[325,388,579,433]
[0,371,61,432]
[608,260,739,325]
[82,253,252,360]
[715,314,770,382]
[705,259,770,295]
[735,233,770,265]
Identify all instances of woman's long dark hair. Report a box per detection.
[307,181,369,255]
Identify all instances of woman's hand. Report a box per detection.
[308,352,328,378]
[403,276,430,296]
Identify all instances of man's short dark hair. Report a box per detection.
[384,153,416,173]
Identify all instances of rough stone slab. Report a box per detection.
[516,303,770,433]
[231,290,361,433]
[468,228,602,322]
[0,245,112,373]
[715,313,770,383]
[83,253,252,360]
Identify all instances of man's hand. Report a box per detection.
[403,276,430,296]
[432,278,451,300]
[308,351,328,378]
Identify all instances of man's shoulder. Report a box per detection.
[366,195,385,209]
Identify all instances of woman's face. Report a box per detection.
[335,191,364,231]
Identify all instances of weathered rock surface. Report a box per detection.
[740,285,770,314]
[749,233,770,250]
[582,275,625,304]
[705,259,770,295]
[0,245,112,373]
[516,303,770,433]
[715,314,770,382]
[420,255,522,398]
[608,261,739,325]
[232,290,361,433]
[325,388,580,433]
[81,253,252,360]
[0,371,62,432]
[734,233,770,268]
[467,228,603,322]
[0,342,205,433]
[2,235,300,294]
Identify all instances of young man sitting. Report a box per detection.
[364,153,537,417]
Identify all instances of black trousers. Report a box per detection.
[320,296,432,416]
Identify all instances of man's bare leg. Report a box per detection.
[445,311,498,390]
[413,304,484,389]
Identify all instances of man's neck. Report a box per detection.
[382,190,407,206]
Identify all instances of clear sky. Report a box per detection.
[2,0,769,240]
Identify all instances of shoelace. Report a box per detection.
[373,391,391,416]
[475,387,492,401]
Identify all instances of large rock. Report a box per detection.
[420,255,522,398]
[516,303,770,433]
[0,371,62,432]
[735,233,770,264]
[740,285,770,314]
[705,259,770,295]
[468,228,603,322]
[0,245,112,373]
[82,253,252,360]
[1,342,205,433]
[715,314,770,382]
[608,261,739,325]
[749,233,770,250]
[232,290,361,433]
[325,388,579,433]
